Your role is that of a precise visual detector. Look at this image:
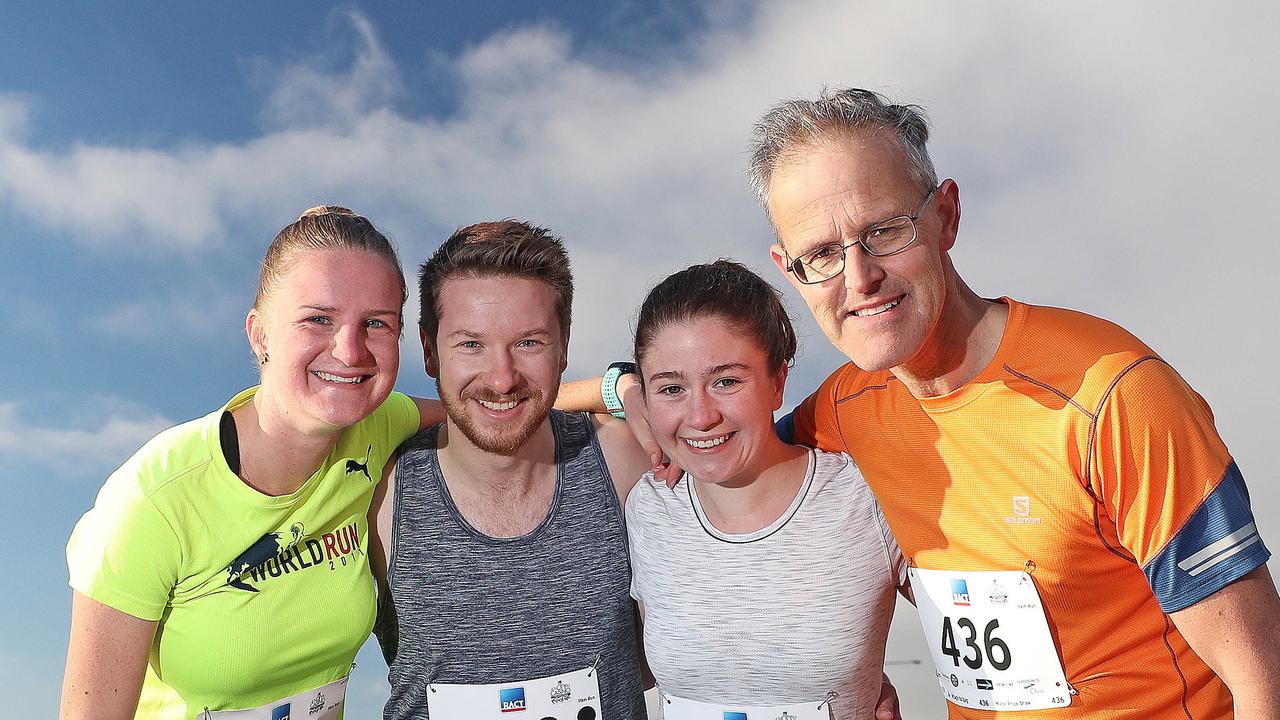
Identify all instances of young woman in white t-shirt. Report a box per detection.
[622,260,910,720]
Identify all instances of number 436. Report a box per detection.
[941,617,1012,671]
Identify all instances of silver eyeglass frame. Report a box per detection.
[783,185,940,285]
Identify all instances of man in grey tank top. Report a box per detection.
[370,221,655,720]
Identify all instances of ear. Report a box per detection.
[559,331,570,376]
[933,179,961,253]
[246,309,267,359]
[420,326,440,378]
[770,242,802,291]
[771,361,790,411]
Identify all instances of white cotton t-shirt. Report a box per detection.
[626,449,907,720]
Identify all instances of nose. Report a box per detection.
[686,389,722,431]
[332,324,371,366]
[842,244,886,296]
[484,349,521,394]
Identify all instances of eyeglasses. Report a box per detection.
[783,186,939,284]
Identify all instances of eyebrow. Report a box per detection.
[299,304,400,317]
[647,362,751,384]
[794,209,906,256]
[444,328,554,340]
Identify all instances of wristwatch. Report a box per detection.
[601,361,638,418]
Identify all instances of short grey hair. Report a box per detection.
[747,87,938,215]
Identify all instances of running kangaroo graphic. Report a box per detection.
[345,444,372,481]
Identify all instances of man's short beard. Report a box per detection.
[436,380,551,454]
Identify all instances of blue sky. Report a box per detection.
[4,2,1278,717]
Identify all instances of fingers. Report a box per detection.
[875,674,902,720]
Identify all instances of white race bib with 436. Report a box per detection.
[909,568,1071,711]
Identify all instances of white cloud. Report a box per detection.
[260,10,401,130]
[4,0,1276,465]
[0,400,172,480]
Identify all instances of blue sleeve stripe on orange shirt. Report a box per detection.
[775,410,797,445]
[1143,461,1270,613]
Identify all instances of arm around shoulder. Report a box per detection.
[368,453,399,595]
[593,413,654,505]
[409,396,444,432]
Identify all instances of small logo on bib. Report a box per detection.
[271,703,291,720]
[500,687,526,712]
[723,713,749,720]
[550,680,571,704]
[309,692,326,715]
[988,579,1008,605]
[951,579,971,606]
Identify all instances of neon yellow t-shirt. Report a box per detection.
[67,387,419,718]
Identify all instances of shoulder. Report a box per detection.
[808,449,875,505]
[108,408,222,501]
[624,472,687,526]
[391,424,441,465]
[1002,299,1168,412]
[1010,299,1155,365]
[813,362,890,404]
[349,391,420,440]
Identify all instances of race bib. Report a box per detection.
[909,568,1071,711]
[196,675,346,719]
[427,665,602,720]
[660,691,832,720]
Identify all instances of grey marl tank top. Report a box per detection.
[374,410,645,720]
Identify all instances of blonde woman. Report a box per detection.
[61,207,442,720]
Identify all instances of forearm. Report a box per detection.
[556,377,610,413]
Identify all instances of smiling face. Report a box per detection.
[247,248,404,436]
[768,131,958,373]
[641,315,787,487]
[426,274,567,455]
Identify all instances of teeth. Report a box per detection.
[478,399,519,411]
[685,434,730,449]
[314,371,364,384]
[853,299,900,317]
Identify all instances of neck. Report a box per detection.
[231,390,341,496]
[692,437,809,534]
[435,417,559,538]
[893,277,1008,399]
[436,417,557,497]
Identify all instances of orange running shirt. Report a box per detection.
[784,299,1268,719]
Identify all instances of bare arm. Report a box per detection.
[594,413,658,505]
[1170,564,1280,718]
[556,378,610,413]
[563,374,682,487]
[409,396,445,432]
[368,454,399,596]
[60,592,156,720]
[876,673,903,720]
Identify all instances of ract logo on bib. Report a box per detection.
[271,703,291,720]
[723,712,749,720]
[951,579,971,606]
[499,687,526,713]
